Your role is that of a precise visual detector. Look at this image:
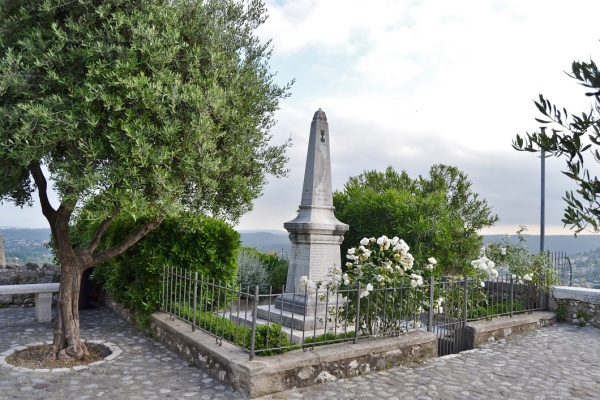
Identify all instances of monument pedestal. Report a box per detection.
[254,293,350,343]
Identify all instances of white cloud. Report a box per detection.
[4,0,600,240]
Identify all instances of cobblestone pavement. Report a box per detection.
[0,306,246,400]
[1,307,599,400]
[257,323,600,400]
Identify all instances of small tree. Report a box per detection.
[0,0,291,361]
[333,165,498,275]
[513,50,600,233]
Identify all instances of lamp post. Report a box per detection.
[540,127,546,252]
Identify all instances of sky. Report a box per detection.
[2,0,600,237]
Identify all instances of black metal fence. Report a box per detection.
[549,251,572,286]
[160,266,553,359]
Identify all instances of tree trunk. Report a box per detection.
[48,256,90,361]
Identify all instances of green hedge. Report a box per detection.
[75,212,240,327]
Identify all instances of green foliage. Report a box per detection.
[467,300,523,320]
[303,331,355,347]
[484,227,561,291]
[171,302,296,355]
[0,0,292,343]
[0,0,291,223]
[237,247,288,294]
[322,235,430,336]
[269,255,289,291]
[554,302,568,322]
[576,309,591,326]
[513,50,600,233]
[237,247,271,293]
[334,165,498,275]
[246,323,296,356]
[81,212,240,326]
[237,247,288,293]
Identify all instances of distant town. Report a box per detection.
[1,228,599,288]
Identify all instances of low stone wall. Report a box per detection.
[0,263,60,307]
[465,312,556,348]
[552,286,600,328]
[150,311,557,398]
[151,311,437,398]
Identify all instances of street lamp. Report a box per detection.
[540,127,546,252]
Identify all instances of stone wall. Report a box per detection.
[552,286,600,328]
[0,263,60,307]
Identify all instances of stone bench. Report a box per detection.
[0,283,60,322]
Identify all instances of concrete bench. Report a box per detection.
[0,283,60,322]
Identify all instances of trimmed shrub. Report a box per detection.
[75,212,240,327]
[237,247,288,293]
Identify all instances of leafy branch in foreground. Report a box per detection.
[513,52,600,234]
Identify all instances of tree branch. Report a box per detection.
[88,216,114,254]
[91,217,164,266]
[28,161,57,225]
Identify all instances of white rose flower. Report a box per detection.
[360,237,370,246]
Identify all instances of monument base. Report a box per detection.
[274,293,326,315]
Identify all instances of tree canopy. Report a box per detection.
[333,165,498,275]
[0,0,291,360]
[513,50,600,234]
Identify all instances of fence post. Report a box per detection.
[353,282,361,344]
[462,274,468,325]
[192,272,198,332]
[510,274,514,318]
[428,277,434,332]
[249,285,260,361]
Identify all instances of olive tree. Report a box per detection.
[333,165,498,275]
[513,52,600,234]
[0,0,291,361]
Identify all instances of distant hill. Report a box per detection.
[1,228,597,262]
[240,231,600,257]
[0,228,52,264]
[0,228,51,241]
[482,234,599,256]
[239,231,290,255]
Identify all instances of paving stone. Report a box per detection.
[3,307,600,399]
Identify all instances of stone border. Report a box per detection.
[151,311,437,398]
[553,286,600,328]
[465,311,556,348]
[0,340,122,372]
[150,310,557,398]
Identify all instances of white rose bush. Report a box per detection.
[296,229,560,340]
[482,227,559,291]
[327,235,436,336]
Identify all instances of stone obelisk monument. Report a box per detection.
[283,109,349,293]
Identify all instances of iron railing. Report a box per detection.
[549,250,572,286]
[160,266,553,359]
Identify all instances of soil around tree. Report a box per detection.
[6,342,110,369]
